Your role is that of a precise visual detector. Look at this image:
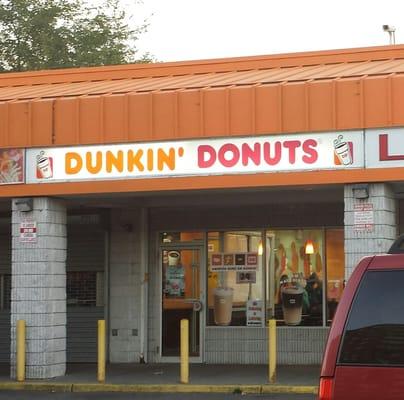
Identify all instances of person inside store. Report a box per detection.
[306,272,323,325]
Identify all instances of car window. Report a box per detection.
[339,270,404,366]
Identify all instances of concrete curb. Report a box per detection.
[0,381,318,394]
[261,385,318,394]
[0,382,72,392]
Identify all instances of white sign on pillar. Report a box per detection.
[19,220,37,243]
[353,203,374,232]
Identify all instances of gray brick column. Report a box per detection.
[344,183,397,279]
[109,209,142,363]
[11,197,66,379]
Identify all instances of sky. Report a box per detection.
[122,0,404,63]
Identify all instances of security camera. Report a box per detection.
[383,25,396,33]
[14,198,33,212]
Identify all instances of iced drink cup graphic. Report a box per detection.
[36,151,53,179]
[281,285,304,326]
[213,287,233,326]
[334,135,353,165]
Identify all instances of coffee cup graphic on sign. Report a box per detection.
[36,151,53,179]
[168,250,180,266]
[333,135,353,165]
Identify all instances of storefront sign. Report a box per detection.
[25,131,364,183]
[354,203,374,232]
[246,299,263,326]
[366,128,404,168]
[210,252,258,271]
[19,220,37,243]
[0,149,25,185]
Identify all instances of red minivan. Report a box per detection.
[319,236,404,400]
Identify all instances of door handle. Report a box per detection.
[184,299,203,312]
[192,300,202,312]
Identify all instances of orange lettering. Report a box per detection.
[127,149,144,172]
[106,151,124,173]
[86,151,102,174]
[147,149,153,171]
[157,148,176,171]
[65,152,82,175]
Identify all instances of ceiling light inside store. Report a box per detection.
[258,241,263,255]
[305,240,314,255]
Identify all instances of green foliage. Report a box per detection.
[0,0,152,71]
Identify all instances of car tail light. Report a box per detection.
[318,377,334,400]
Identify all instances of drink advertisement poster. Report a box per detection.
[164,250,185,297]
[0,149,24,185]
[165,265,185,297]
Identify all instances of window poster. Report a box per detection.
[164,250,185,297]
[0,148,24,184]
[246,299,263,326]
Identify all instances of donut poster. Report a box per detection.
[0,149,24,185]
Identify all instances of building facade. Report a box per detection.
[0,45,404,378]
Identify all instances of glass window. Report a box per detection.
[161,232,204,243]
[167,226,345,329]
[325,229,345,323]
[207,231,264,326]
[267,229,324,326]
[67,271,104,307]
[339,270,404,365]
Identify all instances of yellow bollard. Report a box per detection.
[268,319,276,383]
[180,319,189,384]
[16,319,26,382]
[97,320,106,383]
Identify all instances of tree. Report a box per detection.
[0,0,152,72]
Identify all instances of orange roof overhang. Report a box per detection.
[1,45,404,197]
[0,45,403,151]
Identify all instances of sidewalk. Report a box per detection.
[0,363,320,394]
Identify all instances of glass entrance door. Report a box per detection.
[161,247,203,360]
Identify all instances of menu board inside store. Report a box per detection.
[210,252,258,272]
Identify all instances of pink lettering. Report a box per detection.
[218,144,240,168]
[283,140,301,164]
[198,138,319,169]
[302,139,318,164]
[263,142,282,165]
[241,143,261,166]
[198,145,216,168]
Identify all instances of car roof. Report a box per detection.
[363,234,404,270]
[368,253,404,270]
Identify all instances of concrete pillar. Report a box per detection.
[344,183,397,279]
[11,197,66,379]
[109,209,142,363]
